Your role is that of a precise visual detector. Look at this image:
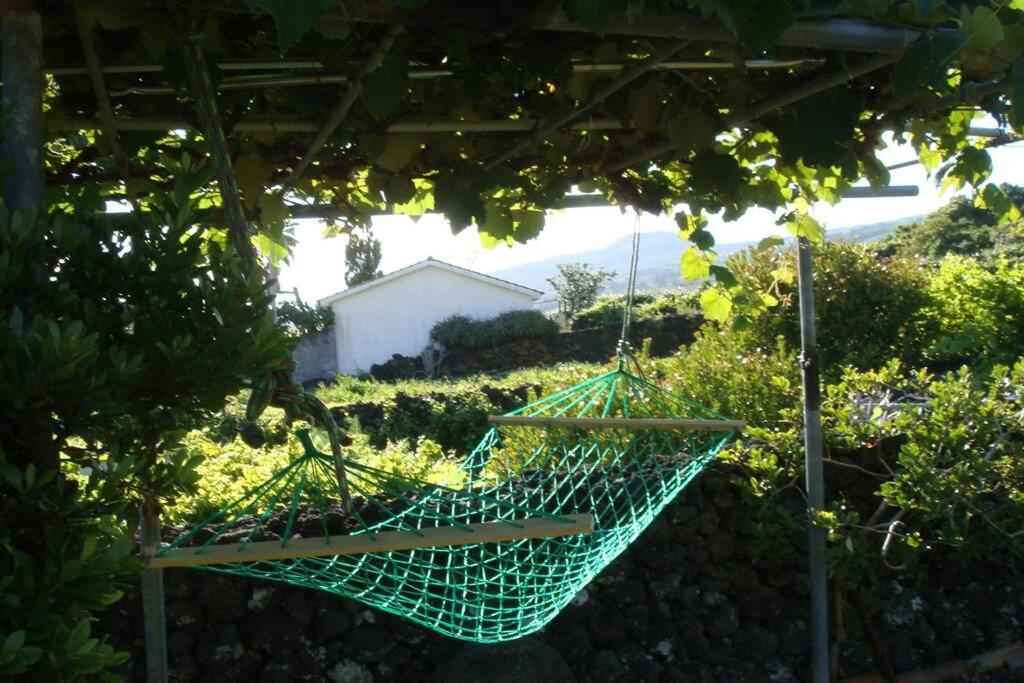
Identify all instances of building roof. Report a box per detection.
[317,257,543,307]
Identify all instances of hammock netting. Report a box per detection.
[159,364,739,642]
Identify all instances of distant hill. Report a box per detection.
[493,215,918,307]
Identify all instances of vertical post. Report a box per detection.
[140,499,168,683]
[797,236,829,683]
[1,3,43,209]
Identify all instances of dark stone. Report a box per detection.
[545,619,592,660]
[660,665,695,683]
[650,572,682,600]
[196,576,249,622]
[315,606,353,644]
[636,656,664,682]
[588,606,628,648]
[167,630,195,658]
[708,603,739,638]
[429,638,575,683]
[346,625,396,661]
[169,654,200,683]
[242,607,302,653]
[680,624,709,659]
[587,650,626,683]
[195,623,244,667]
[739,623,778,661]
[167,600,204,630]
[280,591,315,626]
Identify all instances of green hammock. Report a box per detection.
[153,362,741,643]
[159,34,743,645]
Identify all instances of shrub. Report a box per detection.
[572,290,699,330]
[726,241,932,373]
[925,256,1024,370]
[430,310,558,350]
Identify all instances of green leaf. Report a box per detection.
[699,287,733,321]
[689,229,715,250]
[913,0,947,20]
[732,0,794,51]
[756,235,785,251]
[891,31,964,101]
[786,214,825,244]
[234,152,270,210]
[666,108,715,151]
[709,264,738,288]
[244,0,331,55]
[374,135,420,172]
[963,6,1004,50]
[1010,60,1024,130]
[510,209,546,242]
[680,246,713,280]
[361,36,408,120]
[566,0,618,34]
[628,81,663,136]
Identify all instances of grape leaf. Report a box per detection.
[362,36,409,120]
[699,288,733,322]
[1011,60,1024,130]
[963,6,1004,50]
[680,246,713,280]
[245,0,331,55]
[732,0,794,51]
[786,214,825,244]
[891,31,964,101]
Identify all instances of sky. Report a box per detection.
[278,136,1024,304]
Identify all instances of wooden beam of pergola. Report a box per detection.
[604,53,897,173]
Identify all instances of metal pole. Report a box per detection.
[140,499,168,683]
[797,236,829,683]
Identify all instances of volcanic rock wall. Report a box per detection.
[103,470,1024,683]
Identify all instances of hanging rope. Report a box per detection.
[178,33,350,509]
[617,212,642,366]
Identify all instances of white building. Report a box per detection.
[318,258,542,375]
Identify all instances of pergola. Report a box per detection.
[4,2,1020,681]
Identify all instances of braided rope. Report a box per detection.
[179,34,350,509]
[617,212,642,368]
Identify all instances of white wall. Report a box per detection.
[330,266,536,374]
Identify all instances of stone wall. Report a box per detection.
[441,314,702,376]
[102,469,1024,683]
[292,327,337,384]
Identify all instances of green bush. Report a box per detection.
[925,256,1024,369]
[726,241,932,373]
[430,310,558,350]
[572,290,699,330]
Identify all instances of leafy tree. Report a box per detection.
[277,298,335,336]
[876,184,1024,262]
[0,160,288,678]
[720,241,932,373]
[547,263,616,319]
[345,227,383,287]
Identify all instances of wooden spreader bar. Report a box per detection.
[148,513,595,569]
[488,416,747,432]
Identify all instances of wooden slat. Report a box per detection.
[487,416,746,432]
[149,513,594,569]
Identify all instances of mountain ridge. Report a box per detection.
[491,215,917,303]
